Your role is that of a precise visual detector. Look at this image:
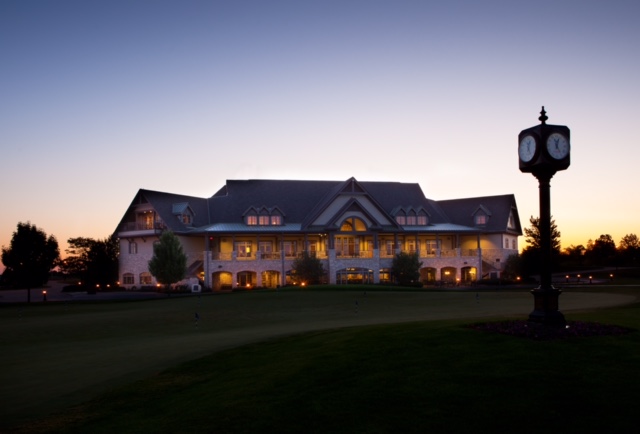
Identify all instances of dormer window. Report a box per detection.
[172,202,194,226]
[417,211,428,225]
[395,214,406,225]
[407,210,416,226]
[244,206,284,226]
[472,205,491,226]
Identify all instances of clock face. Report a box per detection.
[519,135,537,163]
[546,132,570,159]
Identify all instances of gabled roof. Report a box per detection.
[114,189,210,235]
[115,179,522,237]
[438,194,522,234]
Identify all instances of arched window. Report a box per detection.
[340,217,366,232]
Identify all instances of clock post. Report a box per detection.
[518,107,570,327]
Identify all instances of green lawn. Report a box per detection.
[2,286,639,433]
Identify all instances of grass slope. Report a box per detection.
[2,286,639,432]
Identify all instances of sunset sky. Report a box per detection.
[1,0,639,270]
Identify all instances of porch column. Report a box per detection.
[280,234,286,287]
[204,235,210,289]
[477,233,482,281]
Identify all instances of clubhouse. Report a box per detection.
[115,178,522,289]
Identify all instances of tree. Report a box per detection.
[148,231,187,290]
[619,234,640,266]
[291,252,325,285]
[1,222,59,302]
[586,234,617,266]
[561,244,587,268]
[521,215,561,277]
[523,215,561,253]
[391,252,422,286]
[60,235,119,288]
[502,254,523,280]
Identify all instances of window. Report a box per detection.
[129,242,137,254]
[417,215,428,225]
[259,242,274,259]
[505,238,509,249]
[259,215,270,225]
[283,241,297,257]
[181,214,191,224]
[395,215,406,225]
[123,273,134,285]
[336,237,356,257]
[385,240,395,256]
[236,241,252,258]
[140,272,152,285]
[340,217,366,232]
[270,215,282,225]
[512,239,517,250]
[475,214,487,225]
[246,215,257,225]
[407,215,417,225]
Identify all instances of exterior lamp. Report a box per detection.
[42,290,47,302]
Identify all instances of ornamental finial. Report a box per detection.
[539,106,548,124]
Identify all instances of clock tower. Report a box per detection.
[518,107,571,326]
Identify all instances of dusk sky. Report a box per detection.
[1,0,639,269]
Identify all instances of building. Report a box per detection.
[115,177,522,289]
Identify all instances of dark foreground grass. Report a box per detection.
[15,301,640,434]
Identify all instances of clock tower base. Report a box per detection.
[528,287,566,327]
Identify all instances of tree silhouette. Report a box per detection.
[391,252,422,286]
[1,222,59,302]
[291,252,325,285]
[148,231,187,290]
[521,216,561,278]
[60,235,119,288]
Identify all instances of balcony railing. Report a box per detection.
[121,222,166,232]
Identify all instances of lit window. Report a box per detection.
[340,217,366,232]
[140,272,152,285]
[407,215,417,225]
[271,215,282,225]
[259,215,269,225]
[283,241,297,257]
[396,215,406,225]
[475,214,487,225]
[247,215,257,225]
[235,241,253,258]
[417,215,428,225]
